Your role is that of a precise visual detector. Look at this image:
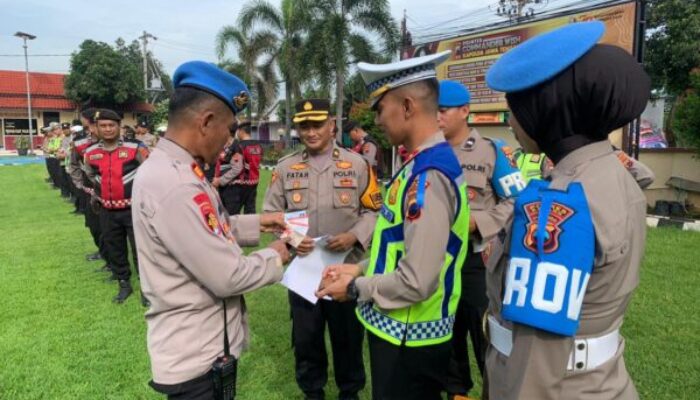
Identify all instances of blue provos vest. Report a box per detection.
[489,138,526,198]
[501,179,595,336]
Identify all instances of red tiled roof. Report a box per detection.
[0,70,67,96]
[0,95,76,110]
[0,70,154,113]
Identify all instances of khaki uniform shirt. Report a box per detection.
[136,132,158,149]
[614,149,655,189]
[360,136,379,170]
[354,132,459,309]
[263,145,381,262]
[452,129,514,247]
[132,138,283,385]
[485,141,645,400]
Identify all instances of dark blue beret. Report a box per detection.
[439,80,471,107]
[173,61,250,115]
[486,21,605,93]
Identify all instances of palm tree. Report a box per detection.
[239,0,312,135]
[216,27,279,119]
[308,0,399,130]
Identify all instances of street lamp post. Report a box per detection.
[14,31,37,155]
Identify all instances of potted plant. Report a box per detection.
[15,136,30,156]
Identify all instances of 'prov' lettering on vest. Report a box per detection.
[501,180,594,336]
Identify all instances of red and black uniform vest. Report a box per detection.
[84,139,147,209]
[73,131,96,192]
[231,140,263,185]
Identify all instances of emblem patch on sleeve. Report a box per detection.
[405,174,429,222]
[193,192,221,235]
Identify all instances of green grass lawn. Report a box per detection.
[0,164,699,399]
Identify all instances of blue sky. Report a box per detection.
[0,0,582,75]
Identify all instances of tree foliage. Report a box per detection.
[349,101,389,149]
[645,0,700,95]
[65,40,144,106]
[217,27,280,118]
[65,39,173,107]
[673,69,700,153]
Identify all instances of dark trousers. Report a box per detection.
[100,208,137,281]
[367,331,452,400]
[150,371,219,400]
[59,167,71,197]
[46,157,60,187]
[83,192,104,253]
[446,252,488,396]
[220,184,257,215]
[289,291,365,399]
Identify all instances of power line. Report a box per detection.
[412,0,619,43]
[0,54,71,57]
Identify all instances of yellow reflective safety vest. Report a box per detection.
[357,142,470,347]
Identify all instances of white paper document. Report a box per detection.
[280,236,351,304]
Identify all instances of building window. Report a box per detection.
[43,112,60,126]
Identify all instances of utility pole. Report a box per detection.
[139,31,157,99]
[15,31,36,154]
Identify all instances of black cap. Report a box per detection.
[71,119,82,127]
[94,109,122,122]
[137,120,149,128]
[343,120,358,133]
[80,107,97,123]
[61,122,71,129]
[293,99,331,123]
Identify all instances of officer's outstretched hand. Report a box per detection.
[326,232,358,252]
[296,237,315,256]
[268,240,291,265]
[322,264,363,280]
[260,212,286,233]
[316,271,354,301]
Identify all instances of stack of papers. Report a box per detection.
[281,236,351,304]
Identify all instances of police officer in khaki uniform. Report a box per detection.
[345,120,381,176]
[318,52,471,400]
[437,80,525,399]
[264,98,381,400]
[135,119,158,149]
[482,21,650,399]
[132,61,291,399]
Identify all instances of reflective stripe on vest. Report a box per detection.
[516,153,545,183]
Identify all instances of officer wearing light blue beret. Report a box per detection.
[483,21,650,400]
[132,60,291,399]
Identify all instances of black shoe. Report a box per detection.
[94,264,111,273]
[70,209,82,215]
[113,280,133,304]
[86,252,102,261]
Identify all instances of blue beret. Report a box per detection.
[438,80,471,107]
[173,61,250,115]
[486,21,605,93]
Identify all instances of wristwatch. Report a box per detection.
[346,278,359,301]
